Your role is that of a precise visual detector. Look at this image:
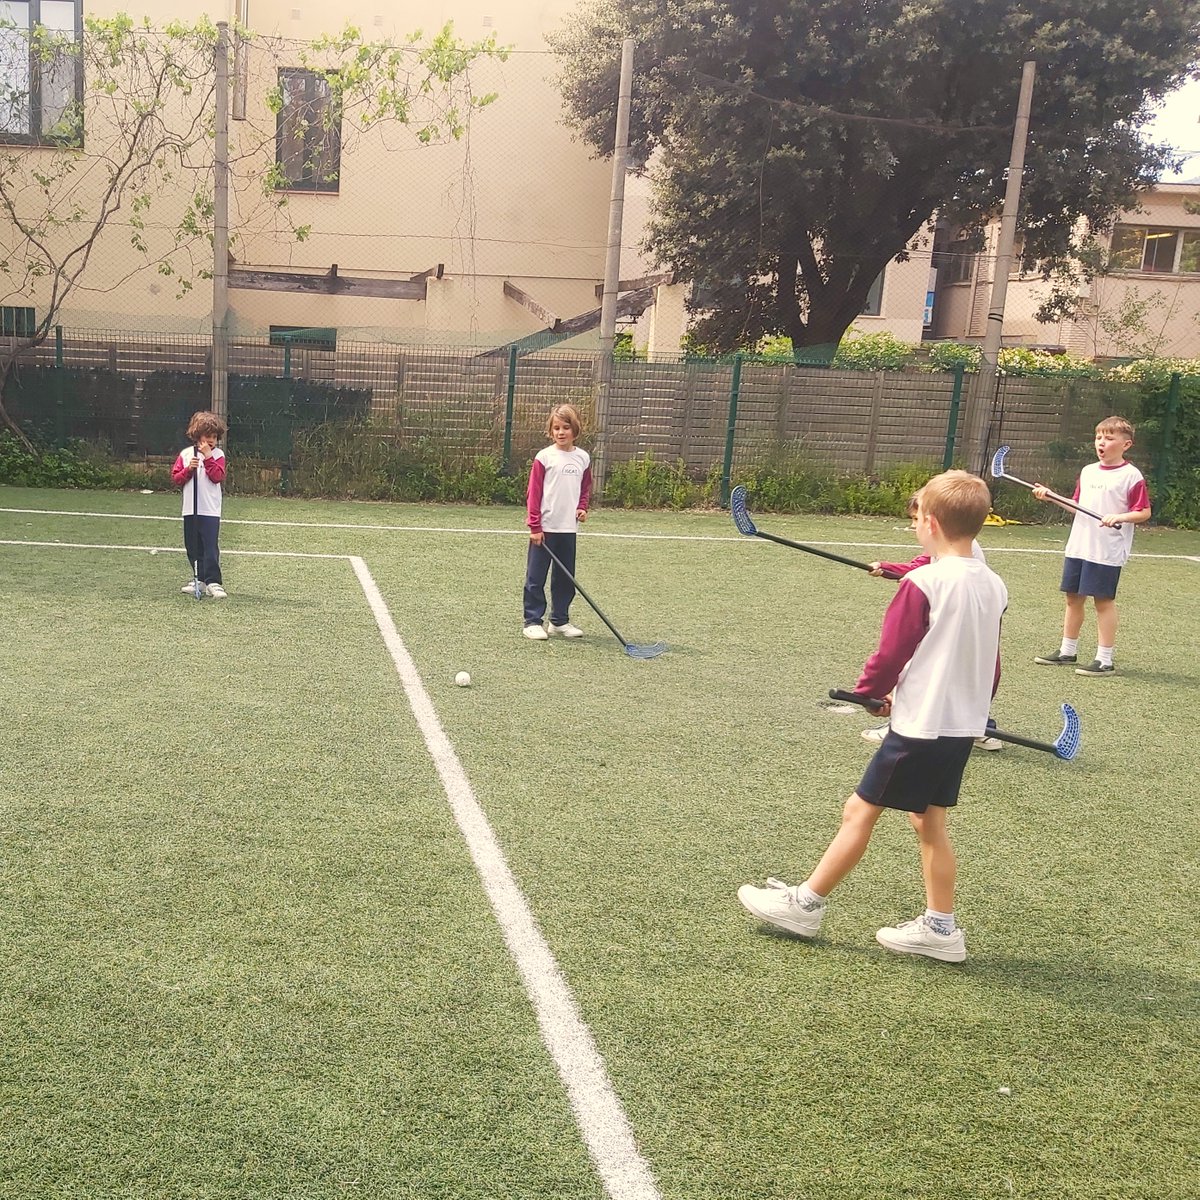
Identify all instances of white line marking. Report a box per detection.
[4,506,1198,560]
[0,539,346,559]
[2,532,663,1198]
[349,556,661,1200]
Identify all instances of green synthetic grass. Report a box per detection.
[2,484,1198,1200]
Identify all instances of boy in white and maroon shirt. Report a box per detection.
[1032,415,1152,676]
[738,470,1007,963]
[170,410,228,599]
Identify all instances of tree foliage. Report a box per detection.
[550,0,1200,354]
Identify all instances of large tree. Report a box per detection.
[550,0,1200,355]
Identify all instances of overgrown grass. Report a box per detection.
[1,488,1197,1198]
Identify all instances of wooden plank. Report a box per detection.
[593,270,675,298]
[229,268,426,300]
[503,281,561,330]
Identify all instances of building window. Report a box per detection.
[861,269,884,316]
[0,304,36,335]
[275,68,341,192]
[269,325,336,350]
[1110,224,1200,274]
[0,1,82,144]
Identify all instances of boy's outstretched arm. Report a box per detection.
[856,581,930,700]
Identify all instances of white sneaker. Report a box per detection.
[974,735,1002,751]
[737,878,824,939]
[861,724,888,744]
[875,915,966,963]
[522,624,548,640]
[548,622,584,638]
[206,583,228,600]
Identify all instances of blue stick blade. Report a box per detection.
[990,445,1011,479]
[625,642,668,660]
[730,486,757,536]
[1055,702,1081,760]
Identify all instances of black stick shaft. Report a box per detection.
[756,531,902,579]
[1000,471,1112,524]
[541,542,629,648]
[828,689,1057,754]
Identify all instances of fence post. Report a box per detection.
[1155,371,1182,505]
[721,352,743,507]
[502,343,518,472]
[53,325,65,446]
[943,364,965,469]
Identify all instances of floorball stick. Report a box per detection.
[190,447,204,600]
[541,543,668,660]
[828,689,1081,760]
[990,445,1118,526]
[730,486,902,579]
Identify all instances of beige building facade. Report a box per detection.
[2,0,948,356]
[932,182,1200,359]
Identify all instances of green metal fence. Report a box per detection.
[1,328,1188,513]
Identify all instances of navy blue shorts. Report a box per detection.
[857,731,974,813]
[1060,556,1121,600]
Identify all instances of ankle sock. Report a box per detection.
[798,882,826,911]
[1096,645,1114,667]
[924,908,956,936]
[1060,637,1079,656]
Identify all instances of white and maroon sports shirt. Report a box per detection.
[526,444,592,534]
[171,445,226,517]
[1064,460,1150,567]
[857,555,1008,740]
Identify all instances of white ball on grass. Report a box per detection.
[149,549,158,555]
[454,671,471,687]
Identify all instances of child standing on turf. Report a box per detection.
[523,403,592,640]
[738,469,1007,963]
[170,410,228,600]
[1031,415,1151,676]
[865,488,1000,751]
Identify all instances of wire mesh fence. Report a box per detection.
[3,328,1185,514]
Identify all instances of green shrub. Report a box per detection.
[832,331,914,372]
[287,420,523,503]
[923,343,1098,378]
[0,432,170,490]
[602,453,718,509]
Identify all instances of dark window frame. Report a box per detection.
[0,0,84,146]
[1,304,36,335]
[275,67,341,193]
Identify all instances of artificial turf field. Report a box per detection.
[1,483,1197,1200]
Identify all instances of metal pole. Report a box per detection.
[594,37,634,490]
[211,21,230,419]
[721,353,743,507]
[502,343,518,472]
[968,60,1036,473]
[943,363,965,469]
[231,0,248,121]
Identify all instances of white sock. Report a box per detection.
[925,908,956,935]
[1097,645,1114,667]
[1061,637,1079,656]
[798,882,826,910]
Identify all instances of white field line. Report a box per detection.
[0,539,346,559]
[3,535,661,1200]
[350,555,662,1200]
[4,506,1199,560]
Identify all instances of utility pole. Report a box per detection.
[594,36,634,489]
[211,21,231,419]
[968,59,1036,473]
